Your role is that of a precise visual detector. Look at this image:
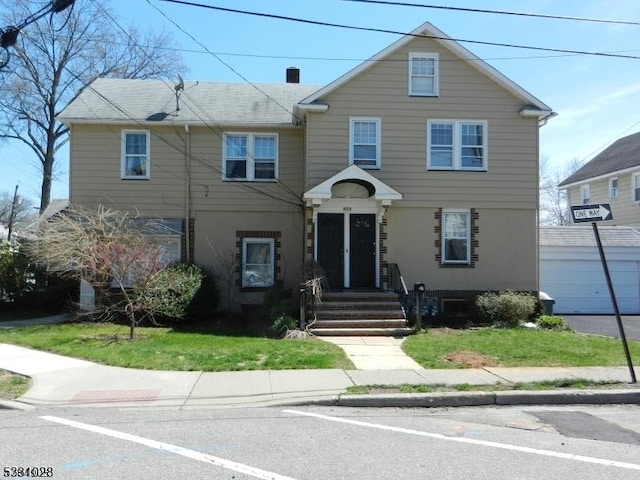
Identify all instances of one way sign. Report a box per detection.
[570,203,614,223]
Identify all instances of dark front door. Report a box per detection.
[349,214,376,288]
[317,213,344,289]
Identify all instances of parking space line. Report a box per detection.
[283,409,640,471]
[40,415,299,480]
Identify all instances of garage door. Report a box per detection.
[540,259,640,314]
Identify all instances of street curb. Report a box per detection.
[0,399,36,411]
[322,389,640,408]
[495,389,640,406]
[336,391,496,408]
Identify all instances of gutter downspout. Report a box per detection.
[185,124,191,263]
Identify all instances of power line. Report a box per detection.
[157,0,640,61]
[343,0,640,26]
[87,0,302,204]
[146,0,304,125]
[45,34,640,64]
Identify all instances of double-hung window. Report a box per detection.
[223,133,277,181]
[580,184,591,205]
[442,210,470,264]
[350,118,381,169]
[242,238,274,288]
[427,121,487,171]
[121,130,150,179]
[633,173,640,202]
[609,178,618,198]
[409,53,438,96]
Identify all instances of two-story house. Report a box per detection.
[559,131,640,227]
[58,21,554,320]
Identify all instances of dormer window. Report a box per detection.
[409,53,439,96]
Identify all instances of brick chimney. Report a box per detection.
[286,67,300,84]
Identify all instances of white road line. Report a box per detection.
[283,409,640,472]
[40,415,299,480]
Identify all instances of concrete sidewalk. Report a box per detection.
[2,343,640,410]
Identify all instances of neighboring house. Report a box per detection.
[540,226,640,314]
[58,21,554,314]
[559,131,640,227]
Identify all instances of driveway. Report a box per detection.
[561,315,640,341]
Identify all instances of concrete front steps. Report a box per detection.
[310,290,413,336]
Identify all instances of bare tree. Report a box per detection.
[539,156,585,226]
[206,241,239,318]
[28,205,166,339]
[0,0,185,213]
[0,189,35,226]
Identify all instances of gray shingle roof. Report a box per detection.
[558,131,640,187]
[58,78,321,126]
[540,225,640,247]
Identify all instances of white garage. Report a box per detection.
[540,226,640,314]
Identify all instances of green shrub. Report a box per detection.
[20,273,79,313]
[268,313,298,338]
[537,315,571,331]
[133,263,218,322]
[184,265,219,321]
[261,287,295,321]
[475,291,537,328]
[0,243,34,305]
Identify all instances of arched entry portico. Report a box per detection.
[303,165,402,290]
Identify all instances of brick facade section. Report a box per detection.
[235,230,282,288]
[435,208,479,268]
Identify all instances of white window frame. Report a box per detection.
[121,130,150,180]
[223,133,278,181]
[633,172,640,202]
[427,120,488,171]
[349,117,381,169]
[609,177,619,198]
[242,238,275,288]
[442,209,471,265]
[408,52,439,97]
[580,184,591,205]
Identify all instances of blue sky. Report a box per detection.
[3,0,640,204]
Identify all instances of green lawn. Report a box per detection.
[0,322,354,371]
[2,322,640,375]
[403,327,640,368]
[0,370,31,400]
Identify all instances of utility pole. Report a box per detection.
[7,185,18,242]
[1,0,75,69]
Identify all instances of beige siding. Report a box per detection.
[70,124,306,216]
[70,124,186,216]
[567,171,640,226]
[305,36,539,210]
[194,210,304,309]
[386,207,537,291]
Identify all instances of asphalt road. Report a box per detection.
[2,405,640,479]
[562,315,640,340]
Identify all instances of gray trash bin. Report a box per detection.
[539,291,555,315]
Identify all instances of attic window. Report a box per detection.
[409,53,439,96]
